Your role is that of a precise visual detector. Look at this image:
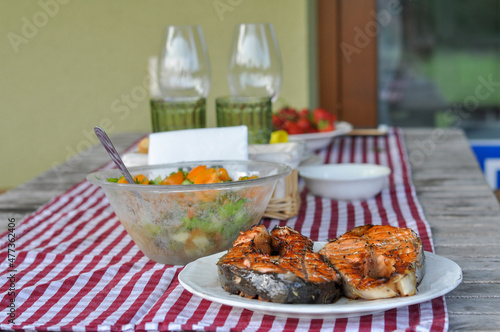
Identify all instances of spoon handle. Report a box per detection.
[94,126,135,184]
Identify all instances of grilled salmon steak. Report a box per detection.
[217,225,342,304]
[319,224,425,300]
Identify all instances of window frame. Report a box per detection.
[317,0,378,128]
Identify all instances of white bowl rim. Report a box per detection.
[87,160,292,192]
[287,121,353,140]
[298,163,391,182]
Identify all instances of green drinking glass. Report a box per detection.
[150,98,206,132]
[216,96,272,144]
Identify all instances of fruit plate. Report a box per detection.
[178,243,462,319]
[287,121,353,151]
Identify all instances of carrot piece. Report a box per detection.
[134,174,149,185]
[193,168,221,184]
[117,174,149,184]
[217,168,231,182]
[117,176,128,184]
[161,170,185,185]
[187,165,207,182]
[238,175,258,181]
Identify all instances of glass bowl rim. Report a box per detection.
[87,159,292,192]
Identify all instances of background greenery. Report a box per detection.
[407,0,500,106]
[1,0,317,189]
[382,0,500,134]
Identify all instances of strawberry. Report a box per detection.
[284,122,303,135]
[299,108,310,118]
[312,108,336,132]
[312,108,335,123]
[272,114,285,130]
[318,122,335,132]
[273,106,336,134]
[297,117,313,131]
[278,107,299,121]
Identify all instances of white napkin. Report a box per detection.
[248,142,306,169]
[122,152,148,168]
[148,126,249,165]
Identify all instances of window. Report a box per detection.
[318,0,500,138]
[378,0,500,138]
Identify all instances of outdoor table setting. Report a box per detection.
[3,127,500,331]
[2,22,500,332]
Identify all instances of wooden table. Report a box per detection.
[2,129,499,331]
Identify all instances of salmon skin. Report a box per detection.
[217,225,342,304]
[319,224,425,300]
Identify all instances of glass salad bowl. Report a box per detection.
[87,160,291,265]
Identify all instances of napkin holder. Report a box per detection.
[264,169,300,220]
[249,142,303,219]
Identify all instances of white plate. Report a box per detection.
[179,243,462,319]
[288,121,353,151]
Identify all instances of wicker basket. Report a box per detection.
[263,170,301,220]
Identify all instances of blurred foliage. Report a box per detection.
[402,0,500,50]
[382,0,500,133]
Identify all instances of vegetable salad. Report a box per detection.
[105,165,269,265]
[107,165,258,186]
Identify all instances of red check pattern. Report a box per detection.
[0,129,448,331]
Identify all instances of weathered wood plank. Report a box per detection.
[405,129,500,330]
[444,315,500,332]
[433,245,500,258]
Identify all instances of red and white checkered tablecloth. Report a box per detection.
[0,129,448,331]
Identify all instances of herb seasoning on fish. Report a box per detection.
[319,224,425,300]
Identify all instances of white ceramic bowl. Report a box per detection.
[287,121,353,151]
[298,163,391,201]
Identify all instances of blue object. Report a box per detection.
[470,140,500,189]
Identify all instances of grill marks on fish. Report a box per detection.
[319,224,425,300]
[218,224,425,303]
[217,225,342,304]
[271,226,313,282]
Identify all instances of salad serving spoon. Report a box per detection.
[94,126,136,184]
